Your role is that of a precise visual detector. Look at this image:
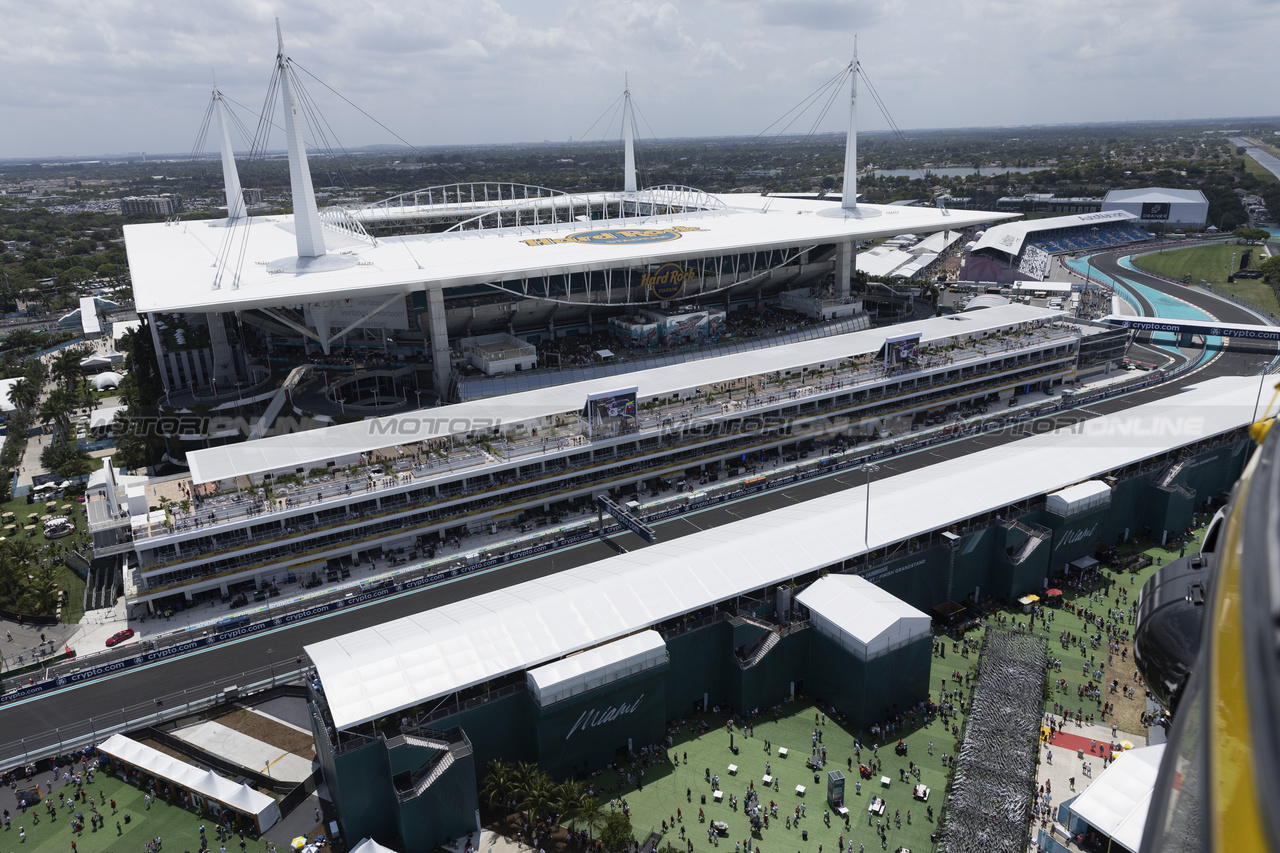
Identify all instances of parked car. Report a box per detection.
[105,629,135,647]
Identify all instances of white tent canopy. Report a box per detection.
[526,630,667,707]
[306,376,1261,731]
[91,371,125,390]
[1046,480,1112,516]
[796,575,931,662]
[348,840,400,853]
[97,733,281,831]
[1068,743,1165,853]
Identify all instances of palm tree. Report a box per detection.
[38,387,76,440]
[515,766,555,830]
[577,796,606,843]
[19,562,61,617]
[52,346,85,392]
[556,779,587,830]
[478,759,515,811]
[8,377,39,412]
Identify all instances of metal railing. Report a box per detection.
[0,662,308,770]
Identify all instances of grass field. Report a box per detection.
[1131,243,1280,317]
[6,771,274,853]
[575,521,1205,853]
[0,491,90,624]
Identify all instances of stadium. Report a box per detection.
[959,210,1153,284]
[121,37,1015,426]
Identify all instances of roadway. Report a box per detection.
[1,255,1275,750]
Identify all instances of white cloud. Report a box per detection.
[0,0,1274,158]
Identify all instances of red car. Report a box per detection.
[105,629,135,647]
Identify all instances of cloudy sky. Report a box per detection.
[1,0,1274,159]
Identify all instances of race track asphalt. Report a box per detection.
[1,248,1274,748]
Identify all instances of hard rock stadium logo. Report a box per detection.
[643,263,697,300]
[520,226,707,247]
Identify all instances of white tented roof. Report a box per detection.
[97,733,281,829]
[526,630,667,707]
[1010,282,1075,294]
[1103,188,1207,205]
[1069,744,1166,853]
[972,211,1137,257]
[348,840,400,853]
[188,304,1059,485]
[1046,480,1112,515]
[79,296,101,336]
[796,575,930,661]
[0,377,21,414]
[912,230,961,255]
[90,371,125,390]
[856,246,915,277]
[90,405,128,430]
[306,375,1261,731]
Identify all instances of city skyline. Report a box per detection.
[1,0,1276,159]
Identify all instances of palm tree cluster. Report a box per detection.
[0,537,59,615]
[479,760,608,846]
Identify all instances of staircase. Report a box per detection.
[1002,519,1051,565]
[389,726,473,802]
[1156,461,1185,489]
[739,630,781,668]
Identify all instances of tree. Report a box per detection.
[576,796,606,841]
[516,770,555,831]
[1260,254,1280,283]
[478,759,515,811]
[556,779,587,829]
[18,561,61,616]
[52,346,85,391]
[598,811,634,853]
[8,377,39,412]
[40,442,93,480]
[1234,227,1270,243]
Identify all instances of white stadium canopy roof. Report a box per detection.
[971,210,1137,258]
[1068,744,1166,853]
[796,575,931,661]
[305,375,1260,731]
[124,193,1016,316]
[187,303,1061,485]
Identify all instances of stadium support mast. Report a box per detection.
[213,75,247,222]
[841,43,859,212]
[276,19,327,260]
[623,75,638,194]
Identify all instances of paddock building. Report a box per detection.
[302,375,1259,851]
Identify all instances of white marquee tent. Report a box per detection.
[526,630,667,707]
[1068,743,1165,853]
[796,575,931,662]
[97,733,281,832]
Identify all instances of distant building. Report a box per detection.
[995,194,1103,214]
[1102,188,1208,228]
[121,194,183,216]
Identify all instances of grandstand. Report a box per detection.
[960,211,1151,284]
